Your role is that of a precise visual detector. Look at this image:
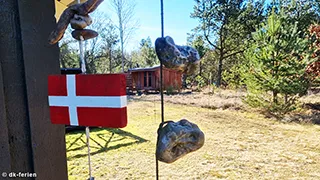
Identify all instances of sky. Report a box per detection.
[98,0,199,52]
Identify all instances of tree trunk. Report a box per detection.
[284,94,288,104]
[120,19,124,72]
[116,4,125,73]
[273,91,278,103]
[199,61,202,76]
[182,74,187,89]
[121,41,124,72]
[109,47,112,73]
[216,53,223,87]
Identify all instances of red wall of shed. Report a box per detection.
[128,67,182,91]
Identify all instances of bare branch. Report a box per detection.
[204,31,220,51]
[224,50,244,59]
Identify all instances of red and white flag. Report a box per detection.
[48,74,127,128]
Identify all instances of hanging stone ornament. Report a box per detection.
[156,119,205,163]
[155,36,200,75]
[48,0,103,44]
[72,29,98,41]
[70,14,93,30]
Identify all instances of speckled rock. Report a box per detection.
[156,119,205,163]
[155,36,200,75]
[70,14,92,30]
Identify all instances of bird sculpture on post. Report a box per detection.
[48,0,103,44]
[48,1,128,179]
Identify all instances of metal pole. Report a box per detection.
[160,0,164,125]
[86,127,93,180]
[156,1,164,179]
[161,0,164,38]
[76,1,92,180]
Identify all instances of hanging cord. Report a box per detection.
[156,0,165,179]
[79,36,86,73]
[78,1,86,74]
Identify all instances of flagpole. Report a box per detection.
[85,127,93,180]
[76,1,92,179]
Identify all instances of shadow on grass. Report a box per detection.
[285,110,320,124]
[66,128,148,160]
[261,103,320,125]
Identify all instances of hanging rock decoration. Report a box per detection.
[48,0,103,44]
[70,14,93,30]
[72,29,98,41]
[156,119,205,163]
[155,36,200,75]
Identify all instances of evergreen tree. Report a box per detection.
[242,9,316,115]
[267,0,320,35]
[139,37,157,67]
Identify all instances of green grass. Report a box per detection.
[66,99,320,180]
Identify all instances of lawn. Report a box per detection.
[66,94,320,179]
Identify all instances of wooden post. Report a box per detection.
[0,0,68,179]
[0,53,11,173]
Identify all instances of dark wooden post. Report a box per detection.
[0,0,68,179]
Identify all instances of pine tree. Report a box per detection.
[139,37,157,67]
[242,9,315,116]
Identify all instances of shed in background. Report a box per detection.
[126,65,182,92]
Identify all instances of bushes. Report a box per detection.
[165,83,181,95]
[186,74,207,91]
[222,65,245,89]
[166,86,176,95]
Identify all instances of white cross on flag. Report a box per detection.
[48,74,127,128]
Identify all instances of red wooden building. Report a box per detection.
[126,65,182,92]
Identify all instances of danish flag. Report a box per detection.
[48,74,127,128]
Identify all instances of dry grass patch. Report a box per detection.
[129,89,245,111]
[66,99,320,179]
